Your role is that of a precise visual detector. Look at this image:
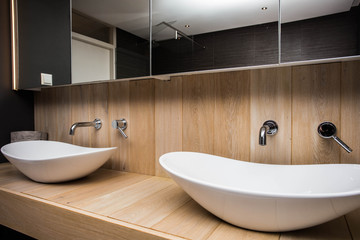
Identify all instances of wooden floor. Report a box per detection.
[0,163,359,240]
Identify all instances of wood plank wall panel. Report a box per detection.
[182,74,215,154]
[34,60,360,176]
[213,71,251,161]
[34,93,43,134]
[55,87,72,144]
[70,85,91,147]
[89,83,111,169]
[129,80,156,175]
[250,67,292,164]
[341,61,360,164]
[89,83,109,148]
[155,77,183,177]
[292,63,341,164]
[108,81,130,171]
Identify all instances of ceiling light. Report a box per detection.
[261,7,268,10]
[185,24,190,28]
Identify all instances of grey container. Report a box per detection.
[11,131,48,143]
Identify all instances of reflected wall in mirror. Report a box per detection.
[151,0,279,75]
[71,0,150,84]
[281,0,360,62]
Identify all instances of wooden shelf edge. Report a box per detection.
[0,187,186,240]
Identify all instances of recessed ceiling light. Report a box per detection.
[185,24,190,28]
[261,7,268,10]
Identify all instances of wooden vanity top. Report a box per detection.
[0,163,359,240]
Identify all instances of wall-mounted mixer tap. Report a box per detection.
[259,120,278,146]
[69,118,102,135]
[317,122,352,153]
[112,119,128,139]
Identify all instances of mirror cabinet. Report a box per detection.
[12,0,360,90]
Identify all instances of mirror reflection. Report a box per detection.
[71,0,150,84]
[69,0,360,84]
[151,0,279,75]
[281,0,360,62]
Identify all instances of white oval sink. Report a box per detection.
[160,152,360,232]
[1,140,116,183]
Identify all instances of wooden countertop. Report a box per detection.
[0,163,359,240]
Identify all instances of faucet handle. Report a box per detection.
[263,120,278,135]
[317,122,352,153]
[112,119,128,139]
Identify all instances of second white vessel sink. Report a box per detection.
[1,140,117,183]
[160,151,360,232]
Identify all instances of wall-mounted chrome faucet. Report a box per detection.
[317,122,352,153]
[112,119,128,139]
[69,118,102,135]
[259,120,278,146]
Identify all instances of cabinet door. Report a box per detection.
[17,0,71,89]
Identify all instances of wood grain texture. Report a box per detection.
[110,183,191,227]
[1,164,359,240]
[292,63,341,164]
[129,79,156,175]
[208,222,279,240]
[55,87,72,143]
[108,81,130,171]
[341,60,360,164]
[79,177,173,216]
[26,170,123,200]
[155,77,183,177]
[213,71,251,161]
[50,172,150,206]
[33,60,360,174]
[250,67,292,164]
[89,83,110,148]
[182,74,215,154]
[153,200,221,240]
[33,92,43,133]
[70,85,91,147]
[0,188,179,240]
[280,217,352,240]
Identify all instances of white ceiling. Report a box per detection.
[72,0,357,41]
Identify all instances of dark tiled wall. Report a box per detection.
[281,6,360,62]
[152,6,360,75]
[116,28,150,78]
[152,22,279,75]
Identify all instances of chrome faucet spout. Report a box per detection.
[69,118,102,135]
[259,120,278,146]
[259,126,268,146]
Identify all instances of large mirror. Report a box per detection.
[151,0,279,75]
[15,0,359,89]
[71,0,150,84]
[280,0,360,62]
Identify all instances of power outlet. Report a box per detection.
[41,73,53,86]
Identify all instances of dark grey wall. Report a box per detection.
[0,0,34,163]
[152,22,278,75]
[17,0,71,89]
[153,6,360,75]
[281,6,360,62]
[116,28,150,78]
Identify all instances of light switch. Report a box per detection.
[41,73,53,86]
